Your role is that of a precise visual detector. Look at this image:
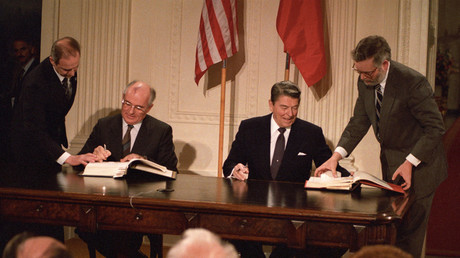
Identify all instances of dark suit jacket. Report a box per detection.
[337,61,447,197]
[12,58,40,107]
[11,57,77,167]
[223,114,348,183]
[79,114,178,172]
[0,58,39,162]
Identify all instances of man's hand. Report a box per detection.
[314,152,342,177]
[93,146,111,162]
[120,153,145,162]
[392,160,413,190]
[65,153,98,166]
[232,163,249,181]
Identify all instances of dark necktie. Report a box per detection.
[271,128,286,180]
[122,125,134,157]
[62,78,72,100]
[375,84,383,135]
[12,68,25,107]
[18,68,25,84]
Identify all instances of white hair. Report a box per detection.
[167,228,238,258]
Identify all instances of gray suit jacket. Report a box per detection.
[338,61,447,197]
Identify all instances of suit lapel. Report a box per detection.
[357,82,379,137]
[283,120,300,158]
[258,115,272,179]
[277,120,301,177]
[379,62,397,140]
[110,115,124,159]
[131,116,151,154]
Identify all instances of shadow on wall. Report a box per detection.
[68,108,121,155]
[174,140,214,175]
[77,108,121,139]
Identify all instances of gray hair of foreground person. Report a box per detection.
[167,228,238,258]
[352,244,412,258]
[2,232,72,258]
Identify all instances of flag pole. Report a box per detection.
[284,52,290,81]
[217,59,227,178]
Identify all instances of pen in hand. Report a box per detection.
[99,144,111,162]
[235,164,249,180]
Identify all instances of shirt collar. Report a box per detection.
[52,65,66,83]
[23,57,35,72]
[379,61,390,90]
[122,119,142,130]
[270,114,291,135]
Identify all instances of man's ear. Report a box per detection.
[382,60,390,71]
[49,56,56,66]
[145,103,154,113]
[268,99,274,112]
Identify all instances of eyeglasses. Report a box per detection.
[122,99,146,113]
[352,64,378,77]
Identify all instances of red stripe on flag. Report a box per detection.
[222,0,238,55]
[276,0,326,86]
[206,0,227,59]
[199,17,214,68]
[195,0,238,85]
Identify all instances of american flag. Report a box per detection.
[194,0,238,84]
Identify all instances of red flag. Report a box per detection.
[194,0,239,84]
[276,0,326,86]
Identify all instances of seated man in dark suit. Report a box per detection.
[77,80,178,258]
[223,81,348,258]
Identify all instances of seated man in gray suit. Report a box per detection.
[77,80,178,258]
[223,81,348,257]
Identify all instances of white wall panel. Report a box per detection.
[41,0,430,176]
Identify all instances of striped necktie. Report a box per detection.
[122,125,134,157]
[62,78,72,100]
[375,84,383,135]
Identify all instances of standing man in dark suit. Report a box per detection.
[223,81,348,257]
[315,35,448,257]
[77,80,178,258]
[11,36,97,170]
[0,37,38,162]
[11,37,40,108]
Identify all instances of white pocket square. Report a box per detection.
[297,152,307,156]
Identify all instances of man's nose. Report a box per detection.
[67,69,77,77]
[128,106,136,113]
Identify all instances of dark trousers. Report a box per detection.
[396,191,435,258]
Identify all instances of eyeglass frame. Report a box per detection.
[121,99,147,113]
[352,63,378,77]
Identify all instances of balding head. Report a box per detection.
[18,236,70,258]
[121,80,155,125]
[3,233,72,258]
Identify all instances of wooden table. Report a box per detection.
[0,169,411,251]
